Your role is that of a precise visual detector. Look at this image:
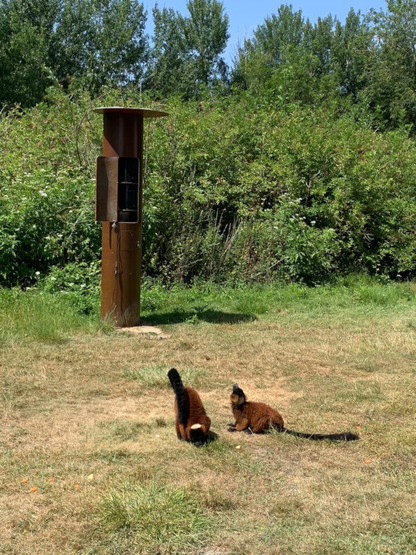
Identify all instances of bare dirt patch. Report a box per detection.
[115,324,170,339]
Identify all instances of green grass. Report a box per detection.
[2,276,416,345]
[1,275,416,554]
[141,275,416,325]
[0,288,109,344]
[123,364,205,389]
[95,480,213,553]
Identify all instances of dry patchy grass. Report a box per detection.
[1,283,416,554]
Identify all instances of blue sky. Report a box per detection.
[143,1,387,62]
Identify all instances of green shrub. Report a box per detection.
[1,86,416,286]
[39,261,101,314]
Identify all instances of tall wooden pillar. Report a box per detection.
[94,107,168,327]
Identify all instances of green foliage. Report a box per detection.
[40,261,101,314]
[231,5,337,103]
[2,83,416,287]
[184,0,229,86]
[0,0,55,107]
[143,95,416,283]
[0,0,148,106]
[332,9,372,100]
[0,167,100,285]
[363,0,416,132]
[232,2,416,135]
[96,480,212,552]
[2,2,416,287]
[0,88,101,286]
[146,6,188,98]
[146,0,229,98]
[3,0,416,139]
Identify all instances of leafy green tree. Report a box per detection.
[232,4,308,85]
[331,9,372,100]
[311,15,335,76]
[0,0,149,107]
[55,0,149,92]
[249,4,306,62]
[147,0,229,98]
[183,0,229,87]
[0,0,58,106]
[146,5,188,97]
[364,0,416,131]
[231,5,376,108]
[231,5,331,103]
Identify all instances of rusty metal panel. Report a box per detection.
[96,156,118,221]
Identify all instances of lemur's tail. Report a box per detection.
[168,368,187,425]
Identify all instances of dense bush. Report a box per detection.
[1,86,416,288]
[0,88,102,286]
[143,94,416,283]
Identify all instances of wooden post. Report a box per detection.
[94,107,168,327]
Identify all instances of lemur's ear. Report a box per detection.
[233,383,239,393]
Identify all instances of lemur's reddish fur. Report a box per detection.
[168,368,211,446]
[229,384,359,441]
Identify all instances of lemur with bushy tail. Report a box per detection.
[168,368,211,447]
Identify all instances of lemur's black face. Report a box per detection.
[230,383,246,405]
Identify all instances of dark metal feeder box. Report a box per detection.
[96,156,140,223]
[94,107,168,327]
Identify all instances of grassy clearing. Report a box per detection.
[1,278,415,554]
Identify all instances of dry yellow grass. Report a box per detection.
[1,284,416,553]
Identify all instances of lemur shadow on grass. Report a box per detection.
[177,429,218,447]
[206,430,219,443]
[144,310,256,326]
